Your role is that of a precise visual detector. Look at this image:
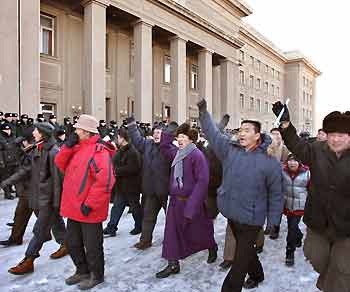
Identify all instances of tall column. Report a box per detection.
[170,36,187,123]
[134,21,153,123]
[212,65,221,121]
[198,49,213,113]
[0,0,19,113]
[82,0,107,120]
[220,58,239,128]
[20,0,40,116]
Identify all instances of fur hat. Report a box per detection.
[323,111,350,134]
[74,114,99,134]
[35,122,55,138]
[176,123,198,142]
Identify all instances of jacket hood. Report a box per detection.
[79,134,116,157]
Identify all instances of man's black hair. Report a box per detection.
[241,120,261,133]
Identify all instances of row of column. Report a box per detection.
[84,0,238,124]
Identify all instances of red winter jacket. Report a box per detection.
[55,135,115,223]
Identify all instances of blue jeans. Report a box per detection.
[107,194,142,231]
[286,215,303,251]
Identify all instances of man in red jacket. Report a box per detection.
[55,114,115,290]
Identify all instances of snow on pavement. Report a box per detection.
[0,197,318,292]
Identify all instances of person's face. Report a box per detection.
[2,129,11,136]
[75,128,90,141]
[22,140,30,148]
[59,134,66,141]
[271,130,282,145]
[317,130,327,141]
[153,129,162,143]
[177,133,191,150]
[32,128,43,142]
[287,159,299,172]
[50,118,57,123]
[5,117,12,123]
[117,134,126,147]
[239,123,260,149]
[327,133,350,154]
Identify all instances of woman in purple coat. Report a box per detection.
[156,123,218,278]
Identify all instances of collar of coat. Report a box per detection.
[321,141,350,160]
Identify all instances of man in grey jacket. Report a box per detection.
[197,99,284,292]
[127,117,171,250]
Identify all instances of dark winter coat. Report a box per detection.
[128,123,170,200]
[56,135,115,223]
[0,145,35,198]
[281,123,350,238]
[29,137,62,211]
[199,110,284,227]
[0,131,21,169]
[113,143,142,198]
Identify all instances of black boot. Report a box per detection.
[269,226,280,240]
[219,260,233,270]
[0,238,22,247]
[243,276,264,289]
[285,248,295,267]
[6,222,15,227]
[103,226,116,237]
[4,192,15,200]
[78,273,104,290]
[156,261,180,278]
[207,245,218,264]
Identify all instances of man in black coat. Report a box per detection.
[127,116,171,250]
[8,122,67,275]
[0,123,21,199]
[103,127,143,237]
[273,102,350,292]
[0,130,35,246]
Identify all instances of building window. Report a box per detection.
[256,78,261,89]
[257,60,261,71]
[129,40,135,78]
[249,75,254,88]
[265,101,269,113]
[303,76,306,86]
[250,97,254,110]
[271,68,275,78]
[264,81,269,94]
[276,86,280,97]
[265,64,269,73]
[240,94,244,109]
[303,91,306,103]
[276,71,280,80]
[240,70,245,85]
[256,98,261,112]
[106,33,109,70]
[40,13,55,56]
[271,84,275,96]
[190,64,198,90]
[164,55,171,84]
[250,56,254,66]
[239,50,245,62]
[310,95,312,104]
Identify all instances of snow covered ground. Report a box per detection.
[0,197,319,292]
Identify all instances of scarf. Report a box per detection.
[171,143,197,189]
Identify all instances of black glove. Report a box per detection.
[272,101,290,122]
[65,133,80,148]
[218,114,230,131]
[80,203,92,217]
[164,121,179,135]
[197,99,207,112]
[126,115,135,125]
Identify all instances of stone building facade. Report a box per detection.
[0,0,320,132]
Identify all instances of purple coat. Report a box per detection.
[160,132,217,260]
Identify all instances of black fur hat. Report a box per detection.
[323,111,350,134]
[176,123,198,142]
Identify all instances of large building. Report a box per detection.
[0,0,320,132]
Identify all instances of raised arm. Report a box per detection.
[198,99,232,161]
[160,131,178,163]
[127,120,149,153]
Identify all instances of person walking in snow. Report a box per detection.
[8,122,67,275]
[282,153,310,266]
[55,114,115,290]
[273,102,350,292]
[156,122,218,278]
[198,98,284,292]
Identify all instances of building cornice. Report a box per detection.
[222,0,253,17]
[80,0,110,8]
[150,0,244,49]
[239,25,287,63]
[285,57,322,76]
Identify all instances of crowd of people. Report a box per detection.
[0,102,349,292]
